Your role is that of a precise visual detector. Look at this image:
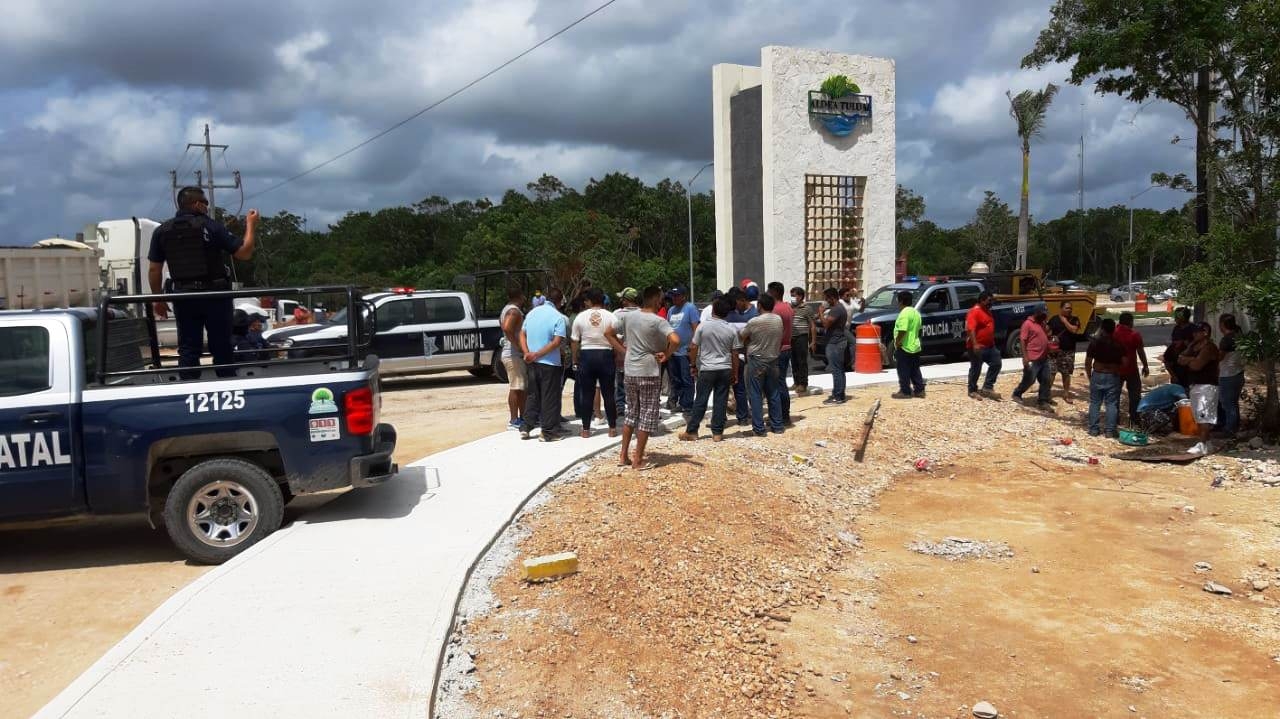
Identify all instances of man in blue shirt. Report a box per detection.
[666,287,699,417]
[520,287,568,442]
[148,186,258,379]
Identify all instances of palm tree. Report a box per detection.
[1007,82,1059,270]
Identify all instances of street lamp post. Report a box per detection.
[1128,184,1160,296]
[686,161,713,302]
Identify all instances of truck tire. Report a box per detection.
[163,458,285,565]
[492,348,509,384]
[1004,331,1023,359]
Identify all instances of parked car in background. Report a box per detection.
[1109,282,1149,302]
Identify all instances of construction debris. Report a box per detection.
[521,551,579,582]
[852,398,881,461]
[907,537,1014,561]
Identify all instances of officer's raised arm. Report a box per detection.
[233,209,259,261]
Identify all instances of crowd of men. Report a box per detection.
[496,280,872,469]
[497,278,1250,467]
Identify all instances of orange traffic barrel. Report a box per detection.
[855,322,882,373]
[1166,299,1173,312]
[1135,292,1148,313]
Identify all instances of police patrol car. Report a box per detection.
[267,288,508,380]
[0,285,397,564]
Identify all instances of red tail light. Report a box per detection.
[344,386,376,436]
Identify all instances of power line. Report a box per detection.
[146,146,195,217]
[246,0,621,201]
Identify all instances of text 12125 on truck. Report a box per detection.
[0,285,397,564]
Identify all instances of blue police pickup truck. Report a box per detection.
[851,279,1043,365]
[0,286,397,564]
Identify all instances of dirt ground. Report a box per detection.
[0,371,516,719]
[444,381,1280,718]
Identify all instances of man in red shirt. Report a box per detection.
[1011,303,1053,409]
[965,290,1003,399]
[1113,311,1150,425]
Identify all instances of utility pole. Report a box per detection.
[1077,102,1085,278]
[171,124,241,219]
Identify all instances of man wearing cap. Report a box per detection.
[1011,303,1053,410]
[666,287,699,418]
[1177,321,1221,451]
[232,309,272,362]
[612,287,640,417]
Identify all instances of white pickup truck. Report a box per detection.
[266,288,509,380]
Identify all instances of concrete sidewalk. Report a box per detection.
[39,347,1164,718]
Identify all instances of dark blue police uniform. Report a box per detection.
[147,210,243,378]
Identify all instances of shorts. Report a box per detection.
[624,375,662,433]
[1051,350,1075,376]
[501,353,527,391]
[1189,384,1219,425]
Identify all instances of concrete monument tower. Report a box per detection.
[712,46,896,296]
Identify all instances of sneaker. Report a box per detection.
[540,432,562,443]
[979,388,1002,400]
[968,391,984,400]
[891,392,912,400]
[507,418,525,431]
[1187,441,1207,456]
[519,429,531,440]
[912,391,927,399]
[1035,401,1054,411]
[822,396,845,405]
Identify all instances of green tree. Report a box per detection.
[1025,0,1280,429]
[1006,82,1059,270]
[966,191,1018,271]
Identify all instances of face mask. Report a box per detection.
[790,297,801,306]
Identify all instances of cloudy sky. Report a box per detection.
[0,0,1198,244]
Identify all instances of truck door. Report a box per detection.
[370,297,424,372]
[0,319,80,518]
[917,287,966,353]
[417,295,481,371]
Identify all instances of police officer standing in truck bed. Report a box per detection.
[148,186,258,378]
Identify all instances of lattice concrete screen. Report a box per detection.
[804,174,865,296]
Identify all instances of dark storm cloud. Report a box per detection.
[0,0,1196,244]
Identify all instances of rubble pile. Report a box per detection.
[907,537,1015,561]
[448,387,1047,718]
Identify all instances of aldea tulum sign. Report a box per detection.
[807,74,872,136]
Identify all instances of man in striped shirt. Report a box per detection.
[788,287,817,393]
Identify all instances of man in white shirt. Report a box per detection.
[571,288,624,438]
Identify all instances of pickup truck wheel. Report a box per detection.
[493,348,509,384]
[1004,331,1023,359]
[163,458,284,565]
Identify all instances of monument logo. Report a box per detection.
[807,74,872,136]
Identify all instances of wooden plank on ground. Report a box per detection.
[853,399,881,462]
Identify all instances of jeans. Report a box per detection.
[967,346,1002,393]
[175,295,236,380]
[1122,372,1142,424]
[686,368,731,435]
[615,369,626,417]
[524,362,563,434]
[1012,357,1052,402]
[1218,372,1244,434]
[1088,371,1122,435]
[732,352,749,422]
[895,348,925,395]
[668,354,694,412]
[776,351,792,421]
[790,337,810,388]
[746,356,784,433]
[826,337,849,399]
[574,350,617,429]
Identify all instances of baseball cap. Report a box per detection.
[247,311,268,322]
[746,285,760,300]
[709,290,724,300]
[1194,321,1213,333]
[620,287,639,302]
[670,286,687,296]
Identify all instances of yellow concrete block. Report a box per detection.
[522,551,579,581]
